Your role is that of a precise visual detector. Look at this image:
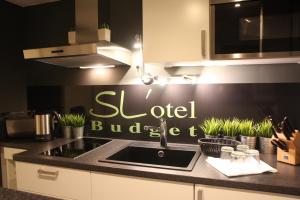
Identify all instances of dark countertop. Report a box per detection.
[1,137,300,197]
[0,187,61,200]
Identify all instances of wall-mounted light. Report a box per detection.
[133,34,155,85]
[244,18,251,23]
[158,75,199,85]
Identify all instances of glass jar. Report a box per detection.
[220,146,234,160]
[245,149,260,166]
[236,144,250,153]
[230,151,246,168]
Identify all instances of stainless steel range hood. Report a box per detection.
[23,0,132,68]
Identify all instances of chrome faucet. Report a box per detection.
[144,118,168,148]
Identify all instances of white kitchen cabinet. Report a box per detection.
[91,172,194,200]
[1,147,26,189]
[143,0,210,64]
[195,184,300,200]
[16,162,91,200]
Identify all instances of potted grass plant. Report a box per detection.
[69,114,86,139]
[200,118,223,139]
[98,23,111,42]
[239,119,257,149]
[256,120,276,154]
[222,118,240,140]
[59,114,72,139]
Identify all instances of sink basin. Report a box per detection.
[100,145,200,171]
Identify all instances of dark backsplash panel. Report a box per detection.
[27,84,300,144]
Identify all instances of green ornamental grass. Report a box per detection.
[239,119,256,137]
[59,114,73,127]
[200,118,223,136]
[60,114,85,128]
[222,118,240,137]
[69,114,86,128]
[256,119,273,138]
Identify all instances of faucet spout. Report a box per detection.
[159,118,167,148]
[144,118,168,148]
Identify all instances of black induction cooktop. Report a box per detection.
[41,138,111,158]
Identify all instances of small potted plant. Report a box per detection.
[222,118,240,140]
[256,119,276,154]
[59,114,72,139]
[98,23,111,42]
[69,114,86,139]
[239,119,257,149]
[200,118,223,139]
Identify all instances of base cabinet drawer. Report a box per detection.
[91,172,194,200]
[195,184,300,200]
[16,162,91,200]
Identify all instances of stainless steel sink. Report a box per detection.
[99,144,200,171]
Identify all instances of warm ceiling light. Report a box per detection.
[79,65,115,69]
[235,3,241,7]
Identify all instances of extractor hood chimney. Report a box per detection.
[23,0,132,68]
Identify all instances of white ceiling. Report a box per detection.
[5,0,61,7]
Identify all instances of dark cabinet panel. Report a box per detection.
[292,0,300,52]
[211,0,300,58]
[214,1,261,54]
[262,0,292,52]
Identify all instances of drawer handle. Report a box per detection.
[37,169,59,179]
[198,189,203,200]
[51,49,64,53]
[201,30,206,58]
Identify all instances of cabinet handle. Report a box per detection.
[37,169,59,179]
[51,49,64,54]
[201,30,206,58]
[198,189,203,200]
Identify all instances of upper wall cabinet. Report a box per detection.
[210,0,300,60]
[143,0,210,64]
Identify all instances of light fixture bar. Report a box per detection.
[79,65,115,69]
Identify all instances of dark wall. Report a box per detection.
[0,1,26,112]
[27,84,300,144]
[22,0,142,49]
[23,0,142,86]
[0,0,142,113]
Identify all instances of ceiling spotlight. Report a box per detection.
[235,3,241,8]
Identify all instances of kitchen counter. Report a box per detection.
[2,137,300,197]
[0,187,61,200]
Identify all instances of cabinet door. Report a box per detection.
[195,184,300,200]
[16,162,91,200]
[91,172,194,200]
[214,0,261,55]
[291,0,300,53]
[262,0,292,52]
[143,0,209,63]
[2,147,26,189]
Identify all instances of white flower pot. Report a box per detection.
[240,136,257,149]
[72,126,84,139]
[259,137,276,154]
[98,28,111,42]
[223,136,237,141]
[62,126,72,139]
[205,135,218,139]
